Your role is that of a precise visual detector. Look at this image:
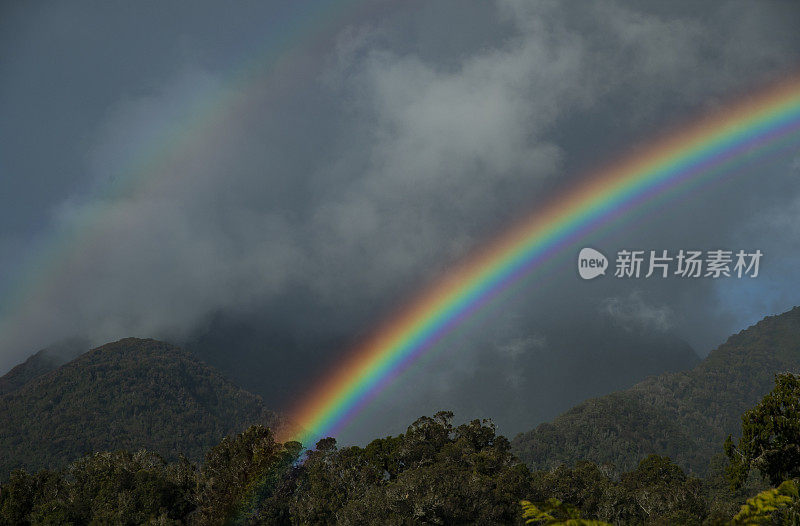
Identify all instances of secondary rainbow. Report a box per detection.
[284,75,800,447]
[0,0,378,357]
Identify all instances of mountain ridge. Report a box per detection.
[511,306,800,475]
[0,337,88,396]
[0,337,284,477]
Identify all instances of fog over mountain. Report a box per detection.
[2,0,800,443]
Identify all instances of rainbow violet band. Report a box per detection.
[283,75,800,448]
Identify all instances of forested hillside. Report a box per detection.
[0,414,733,525]
[3,403,795,525]
[0,338,282,477]
[0,338,87,396]
[512,306,800,475]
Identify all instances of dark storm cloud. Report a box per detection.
[1,0,799,442]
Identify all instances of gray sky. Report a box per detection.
[2,0,800,444]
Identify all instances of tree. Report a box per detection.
[526,456,707,525]
[520,498,611,525]
[290,411,532,525]
[616,455,706,525]
[195,425,301,525]
[725,373,800,489]
[528,461,614,519]
[0,451,197,525]
[0,469,63,525]
[730,480,799,525]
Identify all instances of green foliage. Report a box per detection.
[0,415,534,525]
[528,461,615,519]
[0,426,302,526]
[0,450,197,525]
[522,480,800,526]
[617,455,707,524]
[513,307,800,476]
[726,373,800,489]
[520,498,612,525]
[289,411,532,525]
[0,413,795,526]
[702,453,769,521]
[195,426,301,525]
[0,338,282,478]
[528,455,707,525]
[730,480,799,525]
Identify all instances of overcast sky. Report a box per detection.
[2,0,800,444]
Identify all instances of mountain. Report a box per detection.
[511,306,800,476]
[0,338,283,477]
[0,337,88,396]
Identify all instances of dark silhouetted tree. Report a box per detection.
[725,373,800,489]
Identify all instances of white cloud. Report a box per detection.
[601,291,675,333]
[497,335,546,387]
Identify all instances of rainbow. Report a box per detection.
[284,75,800,448]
